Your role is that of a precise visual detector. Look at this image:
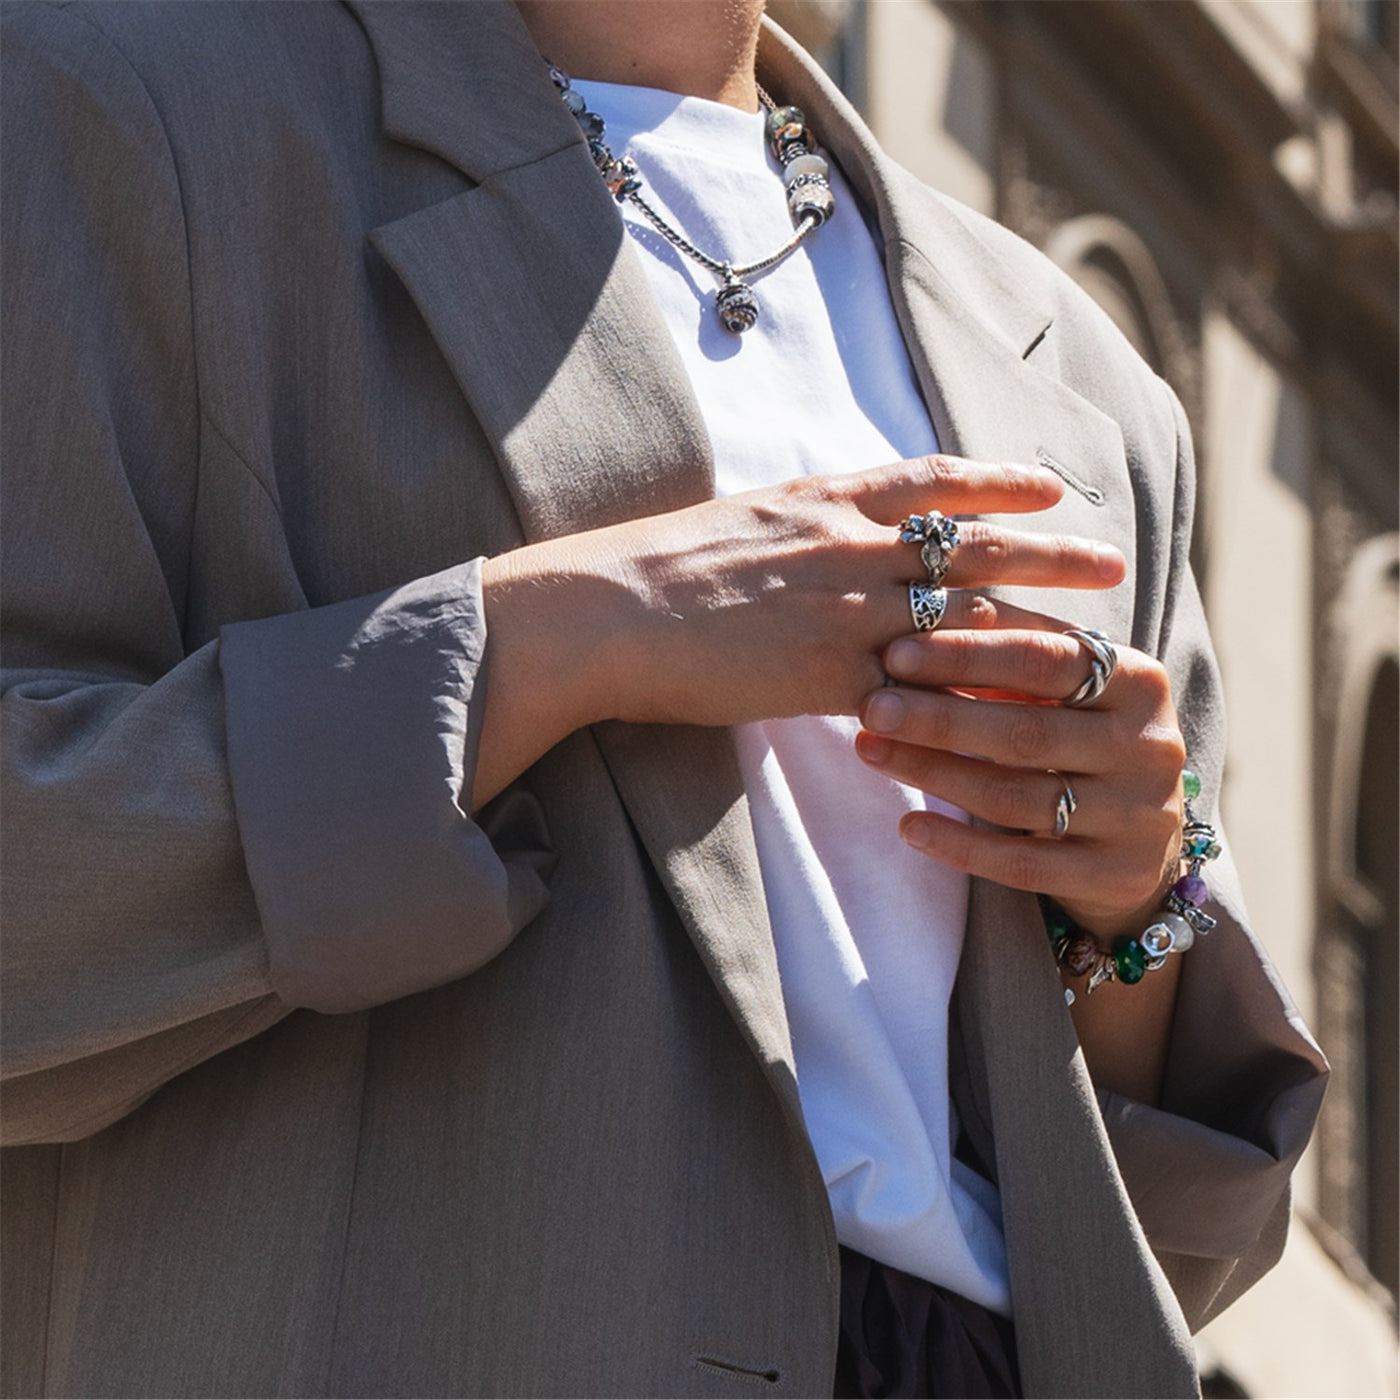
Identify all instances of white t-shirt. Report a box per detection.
[578,78,1010,1315]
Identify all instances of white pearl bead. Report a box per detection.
[783,153,829,185]
[1163,911,1195,952]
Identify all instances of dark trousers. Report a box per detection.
[833,1247,1022,1399]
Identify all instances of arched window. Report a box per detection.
[1320,532,1399,1300]
[1042,215,1188,387]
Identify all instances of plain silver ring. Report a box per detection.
[1049,769,1077,837]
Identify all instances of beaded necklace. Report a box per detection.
[546,63,835,335]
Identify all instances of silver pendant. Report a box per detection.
[716,279,758,335]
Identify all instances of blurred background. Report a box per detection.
[766,0,1399,1394]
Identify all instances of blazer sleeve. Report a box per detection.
[1097,381,1328,1328]
[0,3,552,1147]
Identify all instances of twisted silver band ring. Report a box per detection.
[1063,628,1118,708]
[908,582,949,632]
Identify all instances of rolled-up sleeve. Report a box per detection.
[221,560,553,1013]
[1,2,552,1145]
[1098,380,1327,1324]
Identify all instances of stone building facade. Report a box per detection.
[770,0,1400,1393]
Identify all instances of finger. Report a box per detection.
[854,737,1181,846]
[894,811,1163,912]
[883,630,1161,709]
[937,521,1124,590]
[841,454,1067,519]
[853,738,1084,833]
[860,685,1120,776]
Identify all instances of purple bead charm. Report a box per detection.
[1173,873,1208,905]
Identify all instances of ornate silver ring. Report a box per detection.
[908,582,949,632]
[899,511,961,587]
[1063,629,1118,708]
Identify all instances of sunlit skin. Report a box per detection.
[483,2,1187,1104]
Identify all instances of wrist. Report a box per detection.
[481,534,638,732]
[1043,770,1221,1001]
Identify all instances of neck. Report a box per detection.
[516,1,766,111]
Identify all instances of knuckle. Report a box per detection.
[1023,635,1067,691]
[964,594,999,629]
[1002,844,1046,892]
[812,476,851,508]
[922,453,963,491]
[1055,535,1083,570]
[1143,719,1187,774]
[976,531,1010,576]
[1006,705,1052,763]
[1125,653,1174,707]
[922,697,956,748]
[941,630,982,683]
[990,770,1037,826]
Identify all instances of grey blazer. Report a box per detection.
[0,3,1326,1397]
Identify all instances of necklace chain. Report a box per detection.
[546,63,836,335]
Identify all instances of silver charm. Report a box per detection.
[1139,920,1177,959]
[1085,959,1116,995]
[716,278,759,335]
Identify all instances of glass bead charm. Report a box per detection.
[1061,934,1099,978]
[1113,937,1148,985]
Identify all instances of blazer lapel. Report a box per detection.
[763,23,1198,1394]
[347,0,801,1092]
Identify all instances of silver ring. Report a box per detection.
[1049,770,1077,837]
[898,511,961,587]
[908,581,949,632]
[1063,628,1117,708]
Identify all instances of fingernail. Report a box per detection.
[1094,544,1124,580]
[886,638,921,679]
[856,731,893,766]
[865,690,905,733]
[900,816,933,851]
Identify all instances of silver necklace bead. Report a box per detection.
[547,63,834,336]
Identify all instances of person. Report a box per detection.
[0,1,1326,1396]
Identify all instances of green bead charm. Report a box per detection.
[1113,935,1148,985]
[1182,769,1201,801]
